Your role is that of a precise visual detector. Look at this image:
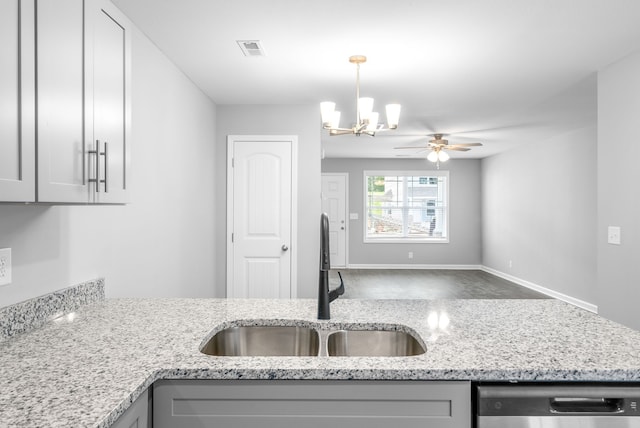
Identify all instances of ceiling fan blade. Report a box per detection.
[394,146,429,149]
[451,142,483,147]
[444,147,471,151]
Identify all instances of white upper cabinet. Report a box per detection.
[86,0,132,203]
[36,0,89,203]
[0,0,131,204]
[0,0,36,202]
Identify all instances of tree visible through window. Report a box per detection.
[364,171,448,241]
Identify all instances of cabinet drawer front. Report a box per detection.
[154,379,471,428]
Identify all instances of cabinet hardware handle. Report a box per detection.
[88,140,101,192]
[282,245,289,251]
[102,142,109,193]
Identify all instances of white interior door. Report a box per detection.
[227,136,297,298]
[321,173,348,267]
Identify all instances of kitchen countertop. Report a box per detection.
[3,297,640,427]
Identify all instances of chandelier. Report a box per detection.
[320,55,401,136]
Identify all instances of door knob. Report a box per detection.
[282,245,289,251]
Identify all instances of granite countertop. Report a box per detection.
[3,297,640,427]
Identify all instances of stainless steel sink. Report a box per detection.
[327,329,426,357]
[201,325,320,356]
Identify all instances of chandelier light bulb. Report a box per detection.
[427,150,439,162]
[438,150,450,162]
[385,104,401,129]
[358,97,374,122]
[366,112,379,132]
[320,102,336,127]
[331,111,341,129]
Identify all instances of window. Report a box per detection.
[364,171,448,242]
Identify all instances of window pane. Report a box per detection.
[366,207,404,237]
[365,173,448,240]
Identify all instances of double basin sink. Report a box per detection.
[201,324,426,357]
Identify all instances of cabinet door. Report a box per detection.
[154,380,471,428]
[0,0,35,202]
[111,389,149,428]
[88,0,131,204]
[36,0,89,203]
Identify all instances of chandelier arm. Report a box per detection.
[329,128,358,136]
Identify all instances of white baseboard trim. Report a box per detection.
[346,264,483,270]
[481,266,598,313]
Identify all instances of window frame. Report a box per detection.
[363,170,450,244]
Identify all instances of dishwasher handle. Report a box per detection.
[550,397,624,413]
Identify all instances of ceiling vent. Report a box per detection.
[237,40,266,57]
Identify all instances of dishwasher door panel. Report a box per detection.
[479,415,640,428]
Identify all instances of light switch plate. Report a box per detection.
[349,213,359,220]
[607,226,621,245]
[0,248,11,286]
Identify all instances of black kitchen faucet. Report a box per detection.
[317,212,345,320]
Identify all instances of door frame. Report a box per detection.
[226,135,298,298]
[321,172,349,268]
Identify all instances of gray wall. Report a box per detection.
[481,126,597,305]
[597,50,640,329]
[321,158,482,266]
[215,105,321,298]
[0,25,217,307]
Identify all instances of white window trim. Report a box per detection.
[363,170,450,244]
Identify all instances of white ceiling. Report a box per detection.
[112,0,640,159]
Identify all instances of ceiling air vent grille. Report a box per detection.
[237,40,266,57]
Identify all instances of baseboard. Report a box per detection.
[481,266,598,313]
[346,264,483,270]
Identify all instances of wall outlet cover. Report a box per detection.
[607,226,621,245]
[0,248,11,286]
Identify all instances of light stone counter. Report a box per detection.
[2,297,640,427]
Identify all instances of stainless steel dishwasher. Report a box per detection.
[477,384,640,427]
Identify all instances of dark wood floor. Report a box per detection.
[330,269,550,299]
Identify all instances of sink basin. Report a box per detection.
[327,329,426,357]
[201,325,320,356]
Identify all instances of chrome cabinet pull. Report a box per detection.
[88,140,101,192]
[89,140,108,193]
[102,142,108,193]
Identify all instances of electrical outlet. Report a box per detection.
[0,248,11,286]
[608,226,621,245]
[408,252,414,259]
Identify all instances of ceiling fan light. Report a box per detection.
[358,97,374,121]
[386,104,401,129]
[320,102,336,127]
[366,112,379,132]
[427,150,439,162]
[438,150,450,162]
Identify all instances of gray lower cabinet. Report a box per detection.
[111,389,149,428]
[154,379,471,428]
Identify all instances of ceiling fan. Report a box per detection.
[394,134,483,165]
